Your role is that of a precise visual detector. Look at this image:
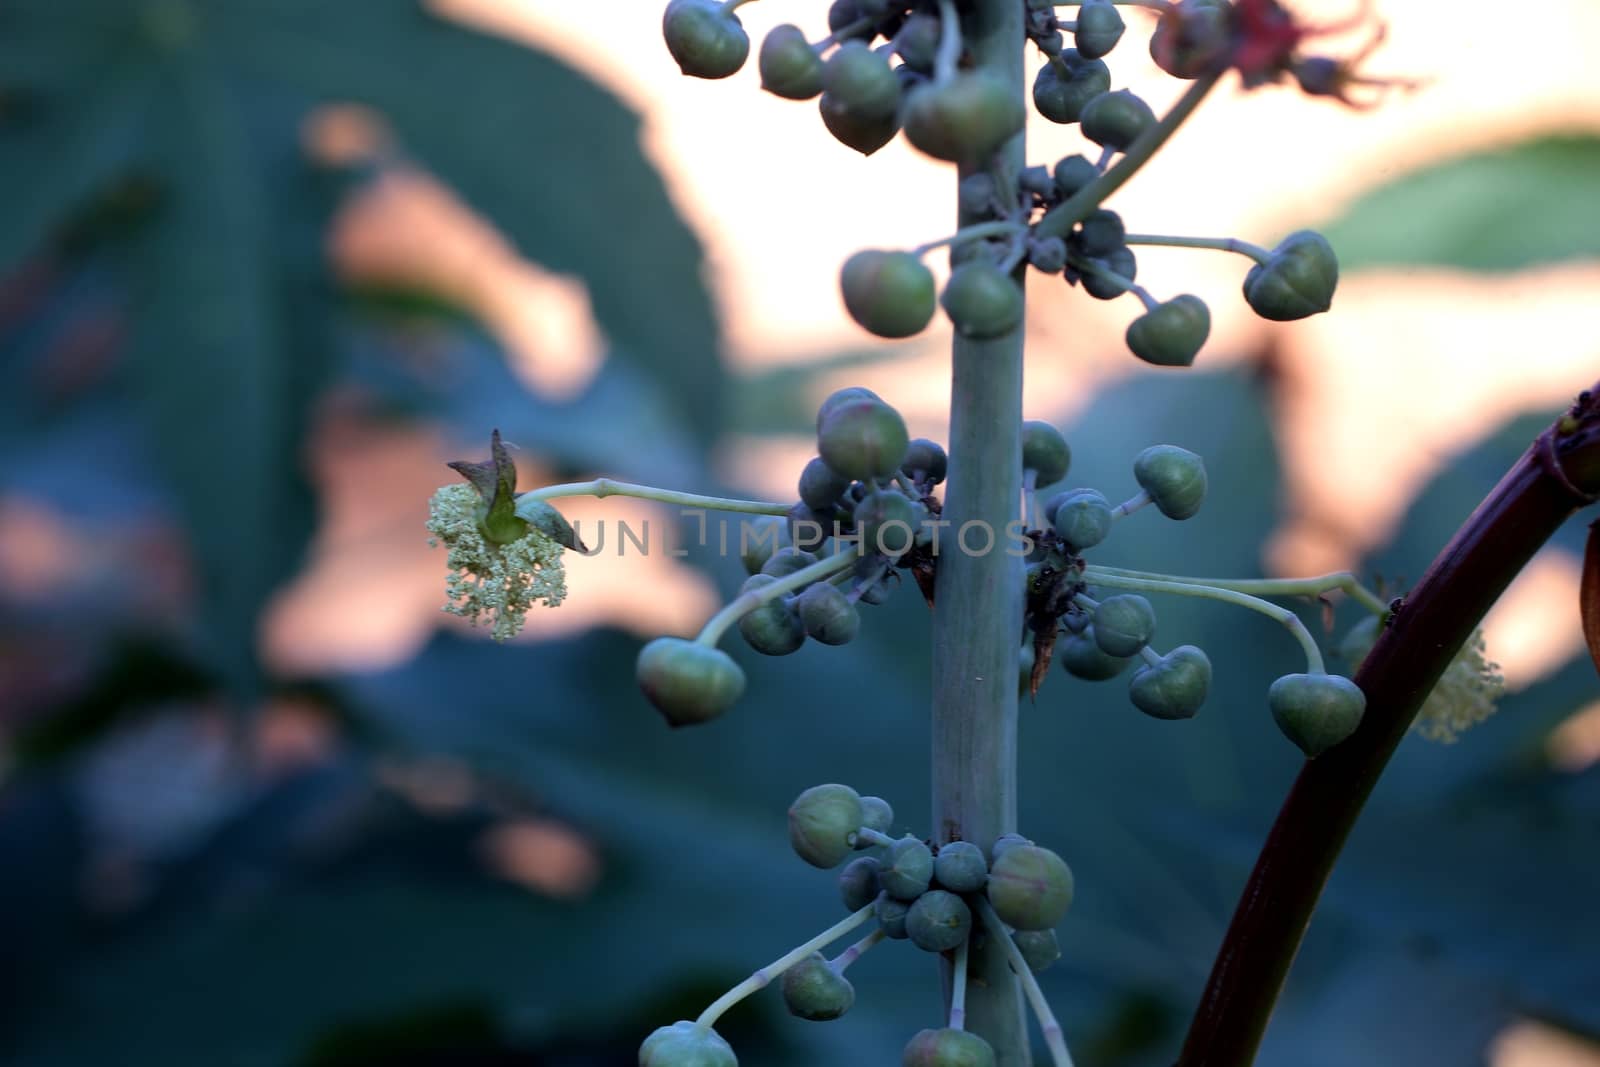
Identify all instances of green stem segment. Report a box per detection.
[950,935,972,1031]
[517,479,789,517]
[697,551,857,646]
[975,899,1076,1067]
[931,2,1030,1063]
[1123,233,1273,266]
[914,220,1028,257]
[695,902,876,1029]
[1087,564,1391,618]
[935,0,963,82]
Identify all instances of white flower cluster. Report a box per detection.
[1411,628,1505,744]
[426,483,567,642]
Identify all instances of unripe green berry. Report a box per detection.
[781,953,855,1021]
[1018,165,1055,199]
[1014,929,1061,972]
[859,795,894,836]
[933,840,989,892]
[1080,89,1156,151]
[662,0,750,80]
[738,515,790,575]
[1268,672,1366,757]
[1074,0,1127,59]
[787,501,836,554]
[840,250,937,339]
[1032,51,1110,124]
[881,835,935,900]
[819,398,910,481]
[903,72,1026,164]
[1028,236,1069,274]
[1058,628,1133,681]
[828,0,877,42]
[1052,488,1113,550]
[799,456,852,511]
[1150,0,1231,80]
[854,489,919,558]
[819,91,900,155]
[637,637,747,727]
[957,173,999,217]
[990,833,1032,864]
[761,546,819,578]
[1075,209,1125,258]
[798,582,860,645]
[1093,594,1157,657]
[816,386,882,432]
[941,262,1023,340]
[877,894,911,939]
[894,14,942,73]
[822,41,899,119]
[1125,294,1210,368]
[739,595,805,655]
[853,554,896,605]
[839,855,883,911]
[1128,644,1212,720]
[1243,230,1339,321]
[759,24,823,99]
[902,438,948,484]
[1053,153,1098,198]
[903,1028,997,1067]
[1077,245,1137,300]
[789,783,865,868]
[1021,421,1072,486]
[987,844,1074,930]
[640,1021,737,1066]
[1132,444,1207,519]
[906,889,973,953]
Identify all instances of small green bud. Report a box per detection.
[958,173,999,217]
[1074,0,1126,59]
[1268,672,1366,757]
[1132,444,1207,519]
[798,582,861,645]
[1052,153,1099,198]
[1076,245,1138,300]
[840,250,937,338]
[819,398,911,481]
[839,855,883,911]
[789,783,866,868]
[662,0,749,80]
[907,889,973,953]
[821,41,900,119]
[1014,929,1061,972]
[903,1028,997,1067]
[1028,236,1069,274]
[739,514,789,574]
[902,438,948,484]
[854,489,919,558]
[877,894,911,938]
[1058,628,1133,680]
[859,795,895,837]
[1079,89,1156,151]
[759,24,823,99]
[1052,488,1113,550]
[1128,645,1212,719]
[819,91,900,155]
[1076,208,1125,258]
[987,844,1074,930]
[1021,421,1072,485]
[816,386,882,432]
[1150,0,1231,80]
[881,835,935,900]
[640,1020,738,1066]
[1125,294,1211,368]
[799,456,852,512]
[903,72,1026,163]
[933,840,989,892]
[1093,594,1156,657]
[941,262,1023,340]
[781,953,855,1021]
[738,596,806,656]
[636,637,747,727]
[894,13,942,72]
[828,0,877,42]
[761,546,820,578]
[1032,51,1110,124]
[1243,230,1339,321]
[990,832,1032,863]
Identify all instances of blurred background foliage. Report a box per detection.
[1,2,1597,1065]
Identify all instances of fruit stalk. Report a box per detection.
[929,1,1030,1062]
[1177,384,1600,1066]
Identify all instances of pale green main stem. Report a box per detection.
[930,1,1029,1063]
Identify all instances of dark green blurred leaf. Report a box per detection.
[1323,134,1600,273]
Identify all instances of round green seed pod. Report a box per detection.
[662,0,750,80]
[789,784,865,868]
[1075,0,1126,58]
[906,889,973,953]
[1014,929,1061,972]
[1077,245,1137,300]
[822,41,900,119]
[894,13,942,72]
[739,593,805,655]
[1052,488,1113,550]
[1092,594,1157,657]
[828,0,877,42]
[761,547,820,578]
[933,840,989,893]
[787,501,836,553]
[903,71,1026,164]
[839,855,882,911]
[1021,421,1071,486]
[859,795,894,837]
[641,1020,738,1066]
[799,456,853,511]
[1125,294,1210,368]
[1028,236,1069,274]
[941,262,1023,340]
[902,437,948,484]
[759,24,824,99]
[1079,89,1156,151]
[816,386,883,433]
[1032,51,1110,124]
[853,489,919,558]
[881,835,935,900]
[1128,644,1212,720]
[877,894,911,939]
[990,832,1032,863]
[819,91,900,155]
[819,398,910,481]
[1268,672,1366,757]
[957,173,999,217]
[636,637,747,727]
[987,844,1074,930]
[1075,208,1125,258]
[739,515,790,575]
[840,249,937,339]
[1058,628,1133,681]
[1132,444,1207,520]
[1243,230,1339,322]
[903,1028,997,1067]
[1150,0,1231,80]
[781,953,855,1021]
[798,582,860,645]
[1052,153,1099,199]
